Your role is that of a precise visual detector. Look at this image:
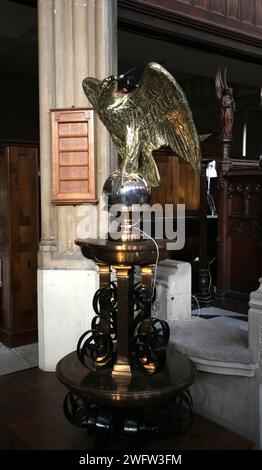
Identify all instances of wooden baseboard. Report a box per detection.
[0,327,38,347]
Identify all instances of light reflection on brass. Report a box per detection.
[82,62,201,188]
[112,363,132,378]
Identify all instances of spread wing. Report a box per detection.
[215,68,224,101]
[82,77,102,109]
[125,62,201,170]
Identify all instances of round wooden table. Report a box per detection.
[56,345,196,441]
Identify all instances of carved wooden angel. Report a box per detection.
[82,62,201,187]
[215,68,236,141]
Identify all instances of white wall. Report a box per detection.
[38,269,98,371]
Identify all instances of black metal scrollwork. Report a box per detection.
[77,279,170,375]
[92,282,117,340]
[63,391,90,428]
[63,389,193,439]
[77,329,114,372]
[132,317,170,374]
[63,392,113,436]
[130,283,170,374]
[77,282,117,371]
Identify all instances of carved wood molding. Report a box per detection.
[228,182,262,199]
[118,0,262,62]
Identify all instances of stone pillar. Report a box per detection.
[37,0,117,370]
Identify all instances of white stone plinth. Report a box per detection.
[249,277,262,361]
[38,269,98,371]
[155,259,191,322]
[191,370,260,448]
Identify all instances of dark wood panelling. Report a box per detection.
[209,0,226,14]
[119,0,262,62]
[0,143,39,346]
[214,161,262,298]
[151,149,200,216]
[240,0,256,23]
[192,0,209,8]
[256,0,262,26]
[226,0,240,19]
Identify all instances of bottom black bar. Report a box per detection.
[0,450,261,466]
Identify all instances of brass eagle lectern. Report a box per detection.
[56,63,198,445]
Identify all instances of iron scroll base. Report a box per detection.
[63,390,193,445]
[56,348,196,445]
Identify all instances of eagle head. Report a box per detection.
[101,75,117,91]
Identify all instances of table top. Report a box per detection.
[56,345,197,408]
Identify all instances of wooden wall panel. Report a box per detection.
[9,146,38,332]
[51,108,96,205]
[127,0,262,40]
[240,0,256,23]
[209,0,226,14]
[192,0,209,8]
[151,150,200,216]
[0,147,9,331]
[226,0,240,19]
[256,0,262,26]
[0,143,39,346]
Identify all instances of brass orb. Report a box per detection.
[103,171,151,208]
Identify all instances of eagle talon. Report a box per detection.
[120,171,126,187]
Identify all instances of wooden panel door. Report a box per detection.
[0,146,11,332]
[151,150,200,216]
[9,145,38,332]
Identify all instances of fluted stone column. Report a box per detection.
[37,0,117,370]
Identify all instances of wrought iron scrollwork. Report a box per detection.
[77,276,170,375]
[77,329,114,372]
[77,282,117,371]
[92,282,117,340]
[130,283,170,374]
[63,391,90,428]
[63,392,113,435]
[132,317,170,374]
[63,389,193,439]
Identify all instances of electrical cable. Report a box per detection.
[138,227,160,301]
[191,294,201,317]
[119,216,160,302]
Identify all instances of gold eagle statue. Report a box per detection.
[83,62,201,187]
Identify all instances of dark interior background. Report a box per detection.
[118,29,262,158]
[0,0,38,141]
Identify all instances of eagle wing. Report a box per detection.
[124,62,201,170]
[215,68,224,101]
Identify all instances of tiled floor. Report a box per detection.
[195,306,247,320]
[0,342,38,376]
